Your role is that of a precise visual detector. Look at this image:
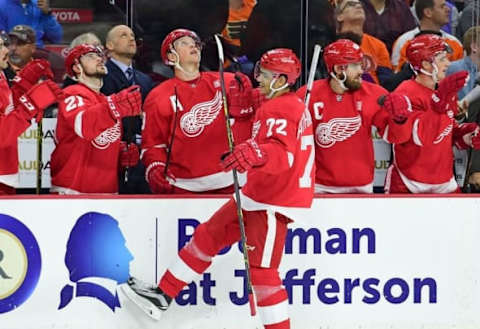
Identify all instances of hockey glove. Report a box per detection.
[227,72,255,119]
[12,59,54,95]
[146,162,176,194]
[432,71,469,114]
[453,123,480,149]
[107,85,142,120]
[18,80,64,122]
[380,93,412,124]
[119,142,140,169]
[221,139,268,173]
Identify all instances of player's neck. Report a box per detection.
[174,63,200,81]
[79,76,103,92]
[329,78,347,94]
[415,74,436,90]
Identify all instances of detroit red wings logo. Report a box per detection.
[180,91,223,137]
[433,124,453,144]
[315,116,362,148]
[91,122,121,149]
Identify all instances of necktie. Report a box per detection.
[126,67,134,85]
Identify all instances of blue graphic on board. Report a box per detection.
[0,214,42,314]
[58,212,133,311]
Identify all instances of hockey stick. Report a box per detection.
[214,34,256,317]
[36,119,43,194]
[304,44,321,108]
[164,86,179,179]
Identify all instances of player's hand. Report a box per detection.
[227,72,255,119]
[453,123,479,149]
[432,71,469,114]
[18,80,64,122]
[380,93,412,124]
[108,85,142,119]
[146,162,176,194]
[13,59,54,94]
[119,142,140,169]
[220,139,267,173]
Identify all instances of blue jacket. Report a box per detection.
[0,0,63,47]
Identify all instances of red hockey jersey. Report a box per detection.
[0,71,31,187]
[240,92,314,218]
[50,84,122,194]
[297,80,407,193]
[390,79,459,192]
[141,72,252,192]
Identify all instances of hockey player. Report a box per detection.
[50,44,142,194]
[385,34,480,193]
[141,28,255,194]
[297,39,412,193]
[0,32,63,194]
[125,48,314,329]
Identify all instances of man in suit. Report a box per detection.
[101,25,154,194]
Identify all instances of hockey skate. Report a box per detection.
[121,277,172,321]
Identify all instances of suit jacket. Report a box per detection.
[101,59,153,101]
[100,59,154,194]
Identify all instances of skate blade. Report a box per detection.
[121,284,163,321]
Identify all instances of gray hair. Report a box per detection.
[69,32,102,48]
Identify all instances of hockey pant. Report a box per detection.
[159,198,291,329]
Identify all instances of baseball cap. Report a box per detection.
[9,25,36,44]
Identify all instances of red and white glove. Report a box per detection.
[119,142,140,169]
[432,71,469,114]
[453,123,480,149]
[145,162,176,194]
[12,59,54,95]
[18,80,64,122]
[227,72,255,119]
[220,139,268,173]
[107,85,142,120]
[380,93,412,124]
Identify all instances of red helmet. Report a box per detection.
[257,48,301,85]
[161,28,201,65]
[323,39,364,73]
[65,44,104,77]
[406,34,449,72]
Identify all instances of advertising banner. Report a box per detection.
[1,196,480,329]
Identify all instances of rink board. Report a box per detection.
[0,195,480,329]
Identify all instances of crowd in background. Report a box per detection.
[2,0,480,195]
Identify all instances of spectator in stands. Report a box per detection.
[391,0,463,72]
[141,28,255,194]
[360,0,417,52]
[221,0,257,53]
[102,24,154,194]
[50,44,142,194]
[410,0,459,35]
[63,32,102,88]
[70,32,102,49]
[0,31,63,194]
[5,25,36,77]
[456,0,479,40]
[0,0,63,48]
[335,0,393,85]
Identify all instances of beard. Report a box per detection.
[344,74,362,91]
